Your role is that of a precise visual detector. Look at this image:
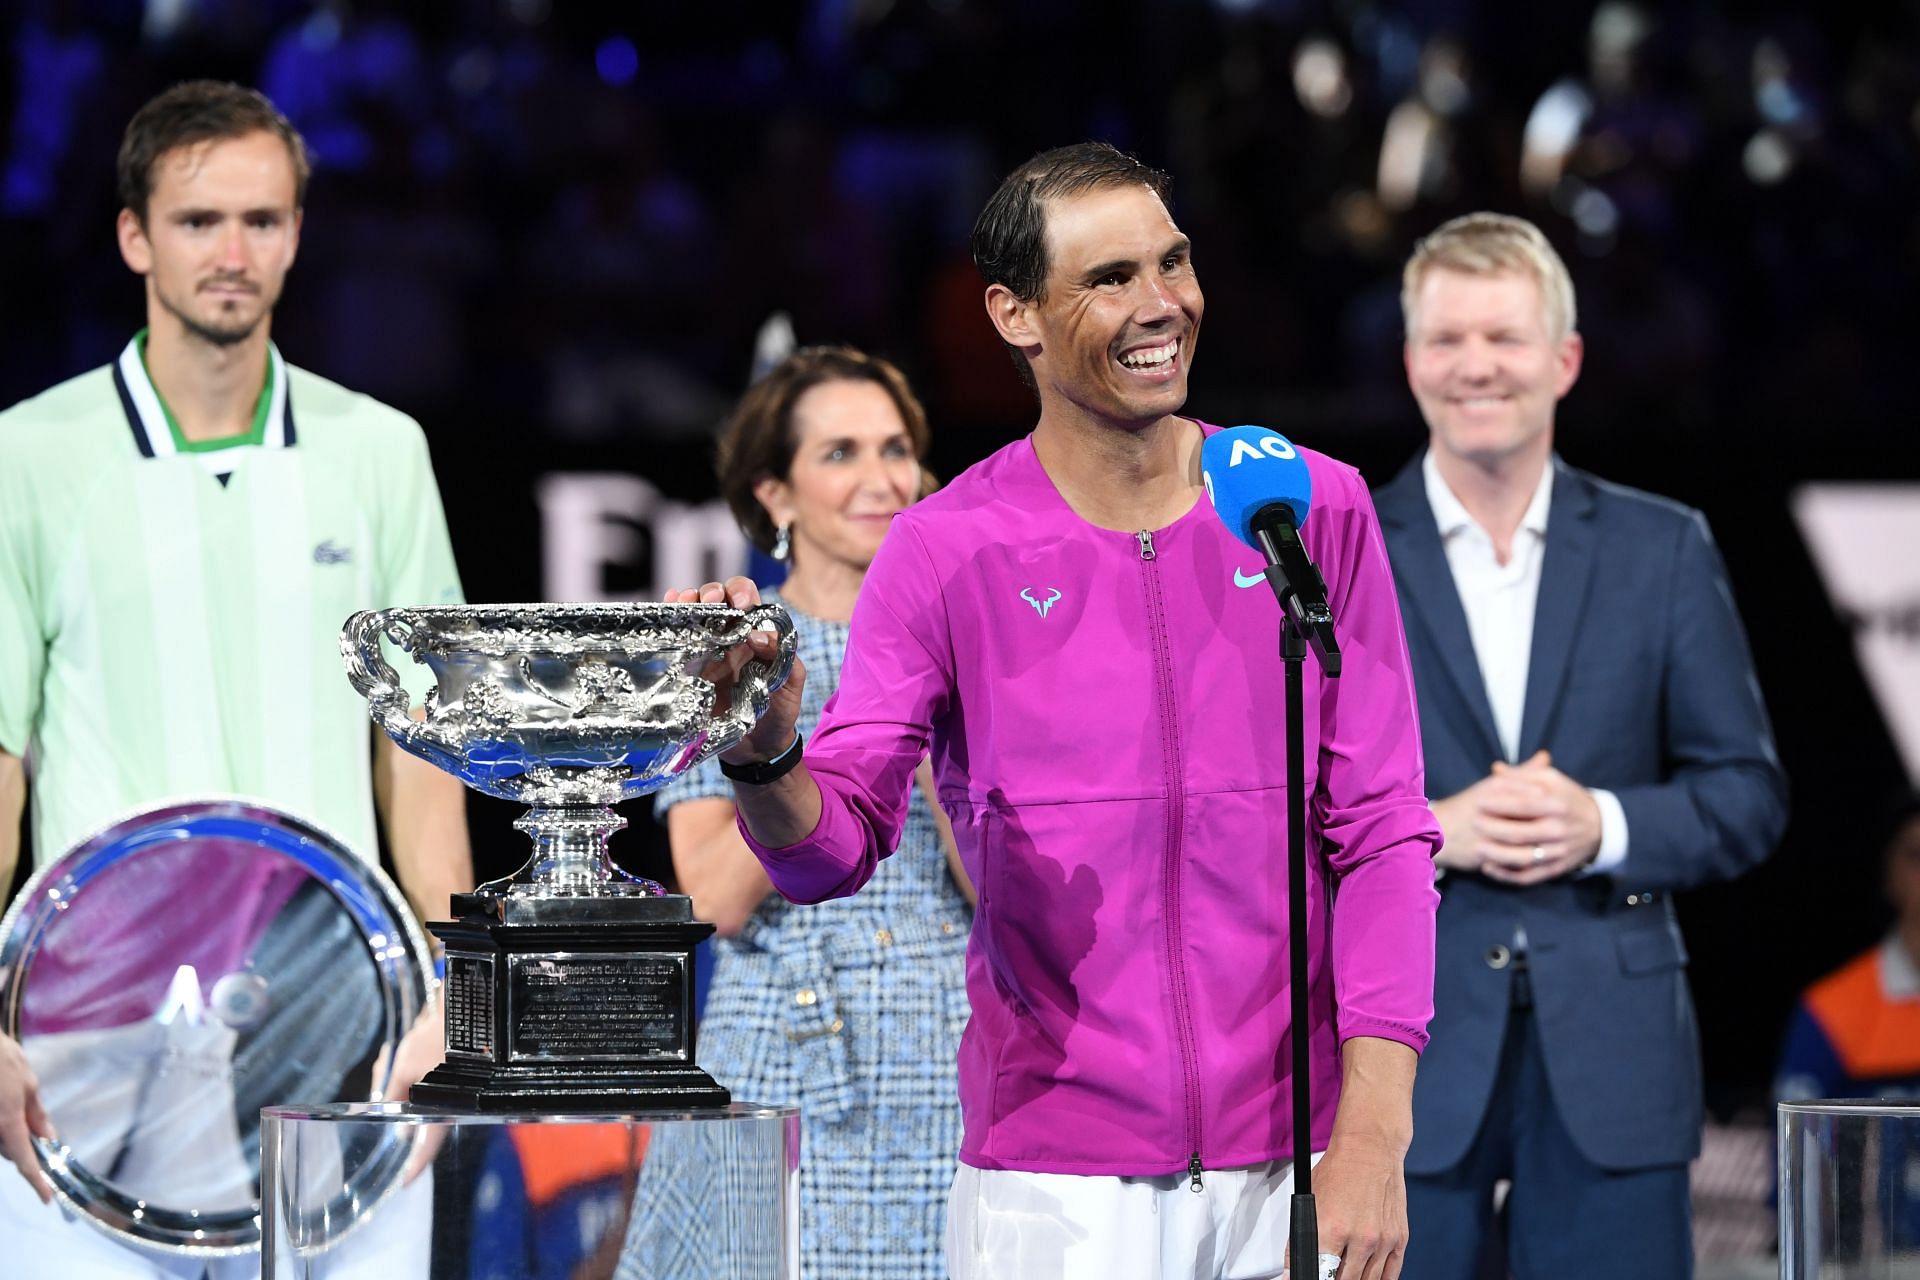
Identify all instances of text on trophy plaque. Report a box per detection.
[506,953,689,1063]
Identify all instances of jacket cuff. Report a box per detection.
[735,783,869,904]
[1338,1019,1431,1056]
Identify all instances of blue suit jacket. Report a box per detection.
[1375,454,1788,1173]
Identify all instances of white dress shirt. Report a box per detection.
[1424,451,1629,875]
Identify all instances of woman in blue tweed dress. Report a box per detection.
[619,348,972,1280]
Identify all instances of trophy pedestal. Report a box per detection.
[414,891,731,1112]
[1781,1100,1920,1275]
[263,1101,800,1278]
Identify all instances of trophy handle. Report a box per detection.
[710,602,798,753]
[341,608,419,743]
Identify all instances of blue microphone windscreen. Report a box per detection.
[1201,426,1313,547]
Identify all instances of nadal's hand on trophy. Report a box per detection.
[664,578,806,766]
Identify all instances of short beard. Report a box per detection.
[155,282,273,348]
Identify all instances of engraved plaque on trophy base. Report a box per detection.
[409,892,731,1111]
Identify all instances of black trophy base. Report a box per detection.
[409,1060,731,1112]
[425,890,731,1113]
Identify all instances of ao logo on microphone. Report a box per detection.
[1226,434,1298,466]
[1203,431,1298,508]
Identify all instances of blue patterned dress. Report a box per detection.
[618,592,972,1280]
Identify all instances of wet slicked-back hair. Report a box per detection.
[971,141,1173,304]
[970,142,1173,387]
[118,80,311,222]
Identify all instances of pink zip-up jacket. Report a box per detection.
[744,421,1440,1176]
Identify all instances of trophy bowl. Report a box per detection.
[341,602,796,806]
[343,601,795,898]
[341,601,795,1110]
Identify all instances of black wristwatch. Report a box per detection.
[719,732,805,786]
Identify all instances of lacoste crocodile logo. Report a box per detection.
[1020,587,1063,618]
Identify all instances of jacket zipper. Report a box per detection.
[1138,528,1205,1192]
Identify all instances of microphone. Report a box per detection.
[1201,426,1342,675]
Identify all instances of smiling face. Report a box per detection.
[1404,267,1581,471]
[116,130,302,348]
[754,378,923,576]
[993,183,1203,432]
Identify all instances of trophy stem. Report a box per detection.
[507,806,664,896]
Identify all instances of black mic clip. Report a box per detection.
[1252,505,1342,677]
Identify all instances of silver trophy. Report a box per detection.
[342,601,795,1110]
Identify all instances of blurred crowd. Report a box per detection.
[2,0,1917,468]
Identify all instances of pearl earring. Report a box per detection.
[772,523,792,562]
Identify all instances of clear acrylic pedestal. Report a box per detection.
[261,1101,799,1279]
[1780,1099,1920,1278]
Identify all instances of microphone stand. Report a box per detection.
[1282,614,1321,1280]
[1247,502,1342,1278]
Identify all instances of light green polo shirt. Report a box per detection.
[0,335,463,866]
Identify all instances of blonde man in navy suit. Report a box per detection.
[1374,213,1787,1279]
